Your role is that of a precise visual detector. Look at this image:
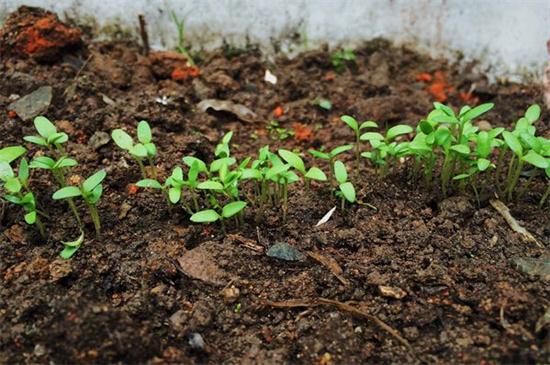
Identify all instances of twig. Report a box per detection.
[490,199,543,247]
[260,297,414,354]
[138,14,150,56]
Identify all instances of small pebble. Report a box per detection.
[188,332,204,350]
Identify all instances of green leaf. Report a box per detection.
[171,167,183,182]
[190,209,220,223]
[53,186,82,200]
[129,143,147,158]
[340,115,358,131]
[453,173,471,180]
[48,132,68,145]
[197,181,224,190]
[434,127,452,146]
[460,103,494,122]
[144,143,157,157]
[137,120,152,143]
[18,158,29,183]
[222,201,247,218]
[111,129,134,150]
[360,132,384,142]
[305,167,327,181]
[317,99,332,110]
[339,182,356,203]
[450,144,470,155]
[0,146,26,163]
[182,156,207,172]
[241,168,262,180]
[309,149,330,160]
[4,177,21,193]
[475,131,491,157]
[477,158,491,171]
[24,211,36,224]
[0,161,14,179]
[88,184,103,204]
[83,169,106,192]
[210,157,236,172]
[419,120,433,135]
[525,104,541,123]
[23,135,47,146]
[278,149,305,173]
[359,121,378,130]
[135,179,162,189]
[54,157,78,169]
[60,231,85,259]
[502,131,523,156]
[29,156,55,169]
[168,187,181,203]
[222,131,233,145]
[330,144,354,156]
[433,102,455,116]
[333,160,348,184]
[34,116,57,138]
[386,125,413,141]
[522,151,549,169]
[266,164,290,180]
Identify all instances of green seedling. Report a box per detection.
[60,230,84,259]
[171,11,195,66]
[29,155,82,225]
[331,48,356,72]
[340,115,378,167]
[23,116,68,154]
[267,120,294,141]
[53,169,106,237]
[309,145,353,186]
[278,149,327,190]
[0,157,46,238]
[112,121,157,179]
[215,131,233,158]
[333,160,356,211]
[360,124,413,176]
[190,201,247,233]
[314,98,332,110]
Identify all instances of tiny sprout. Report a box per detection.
[333,160,356,211]
[53,169,107,237]
[331,48,356,72]
[341,115,378,166]
[112,120,157,179]
[60,230,84,259]
[314,98,332,110]
[215,131,233,158]
[190,200,247,233]
[23,116,69,154]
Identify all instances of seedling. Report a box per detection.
[333,160,356,211]
[171,11,195,66]
[314,98,332,110]
[60,230,84,259]
[53,169,107,237]
[360,124,413,176]
[0,157,46,238]
[267,120,294,141]
[190,201,247,233]
[331,48,356,72]
[340,115,378,167]
[23,116,68,154]
[309,145,353,186]
[278,149,327,190]
[112,121,157,179]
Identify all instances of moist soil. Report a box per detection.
[0,15,549,365]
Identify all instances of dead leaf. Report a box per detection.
[177,245,228,286]
[197,99,257,123]
[226,233,264,252]
[379,285,407,299]
[307,251,349,286]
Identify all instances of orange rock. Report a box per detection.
[0,6,82,62]
[171,66,201,81]
[325,71,336,81]
[415,72,433,82]
[292,122,313,142]
[273,106,284,118]
[127,184,139,195]
[7,110,17,119]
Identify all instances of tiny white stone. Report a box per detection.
[264,69,277,84]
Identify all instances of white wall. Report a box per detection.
[1,0,549,81]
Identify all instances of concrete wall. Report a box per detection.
[1,0,549,81]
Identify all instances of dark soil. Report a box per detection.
[1,10,549,365]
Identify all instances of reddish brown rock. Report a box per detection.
[0,6,82,62]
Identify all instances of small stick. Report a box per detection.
[138,14,150,56]
[490,199,543,247]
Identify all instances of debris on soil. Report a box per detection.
[88,131,110,150]
[0,6,82,62]
[220,286,240,303]
[378,285,407,299]
[307,251,349,286]
[197,99,257,122]
[177,244,229,285]
[511,256,550,281]
[315,206,336,226]
[187,332,205,351]
[266,242,305,261]
[148,50,199,80]
[7,85,52,121]
[490,199,542,247]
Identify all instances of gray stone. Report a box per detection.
[266,242,304,261]
[8,86,53,121]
